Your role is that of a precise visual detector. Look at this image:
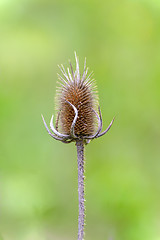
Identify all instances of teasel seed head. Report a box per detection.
[56,52,98,137]
[42,52,115,144]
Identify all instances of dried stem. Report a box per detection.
[76,140,85,240]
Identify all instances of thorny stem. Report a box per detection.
[76,140,85,240]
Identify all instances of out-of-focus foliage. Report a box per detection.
[0,0,160,239]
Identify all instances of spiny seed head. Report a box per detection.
[55,53,98,137]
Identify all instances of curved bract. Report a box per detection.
[42,101,115,144]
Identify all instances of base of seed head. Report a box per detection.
[42,52,115,144]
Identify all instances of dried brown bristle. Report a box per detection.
[55,53,98,136]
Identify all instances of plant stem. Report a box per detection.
[76,140,85,240]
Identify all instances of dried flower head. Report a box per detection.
[42,52,114,144]
[56,54,98,137]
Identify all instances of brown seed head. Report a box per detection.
[55,53,98,137]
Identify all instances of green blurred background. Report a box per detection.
[0,0,160,239]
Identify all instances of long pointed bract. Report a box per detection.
[97,117,115,138]
[50,115,70,139]
[65,100,78,138]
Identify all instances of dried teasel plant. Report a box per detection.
[42,52,115,240]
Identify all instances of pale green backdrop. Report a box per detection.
[0,0,160,239]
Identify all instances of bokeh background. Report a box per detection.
[0,0,160,239]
